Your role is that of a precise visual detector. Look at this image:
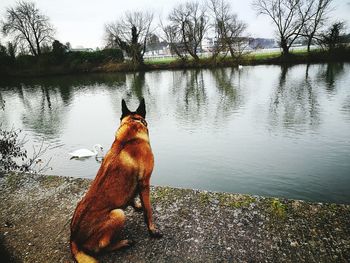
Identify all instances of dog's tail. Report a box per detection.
[70,240,98,263]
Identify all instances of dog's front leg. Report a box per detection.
[139,182,162,238]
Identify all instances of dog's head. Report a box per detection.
[120,98,147,125]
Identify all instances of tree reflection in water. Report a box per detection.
[0,73,127,138]
[269,64,321,133]
[0,64,349,203]
[317,63,344,94]
[171,68,245,129]
[210,67,244,125]
[171,69,207,128]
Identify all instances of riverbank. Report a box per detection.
[1,48,350,78]
[0,172,349,262]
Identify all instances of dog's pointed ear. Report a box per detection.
[121,99,131,119]
[136,98,146,118]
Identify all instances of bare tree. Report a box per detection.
[105,11,153,65]
[302,0,333,52]
[253,0,313,56]
[160,22,187,61]
[1,1,55,56]
[208,0,247,60]
[168,1,209,61]
[7,41,18,59]
[319,21,345,52]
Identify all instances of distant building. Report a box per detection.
[144,46,169,57]
[143,36,279,58]
[203,37,216,52]
[69,46,94,52]
[145,39,169,56]
[204,37,275,51]
[248,38,276,49]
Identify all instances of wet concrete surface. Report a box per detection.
[0,172,349,262]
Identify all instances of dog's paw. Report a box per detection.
[133,205,143,213]
[126,239,135,247]
[149,229,163,238]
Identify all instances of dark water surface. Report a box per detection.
[1,63,349,203]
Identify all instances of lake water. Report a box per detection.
[1,63,350,203]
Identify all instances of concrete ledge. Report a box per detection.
[0,172,349,262]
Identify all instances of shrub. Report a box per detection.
[66,48,124,64]
[15,55,37,69]
[0,126,51,173]
[0,127,28,172]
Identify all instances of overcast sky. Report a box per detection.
[1,0,350,48]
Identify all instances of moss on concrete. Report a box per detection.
[218,193,257,208]
[0,172,349,262]
[268,198,287,219]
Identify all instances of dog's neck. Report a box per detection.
[115,119,149,143]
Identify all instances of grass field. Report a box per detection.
[144,48,312,66]
[144,56,178,64]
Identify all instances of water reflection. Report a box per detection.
[341,95,350,121]
[0,91,5,111]
[20,85,66,137]
[210,68,243,124]
[170,68,245,129]
[0,73,127,137]
[0,73,127,109]
[0,65,349,203]
[108,72,159,118]
[317,63,344,93]
[1,65,346,137]
[125,72,146,100]
[269,64,320,133]
[0,73,126,89]
[172,70,208,127]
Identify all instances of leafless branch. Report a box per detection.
[253,0,314,55]
[167,1,210,61]
[105,11,153,65]
[1,1,55,56]
[208,0,248,60]
[300,0,333,52]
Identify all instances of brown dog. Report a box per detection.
[70,98,161,263]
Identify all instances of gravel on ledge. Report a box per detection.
[0,172,349,262]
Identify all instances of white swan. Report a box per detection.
[69,144,103,159]
[238,64,243,70]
